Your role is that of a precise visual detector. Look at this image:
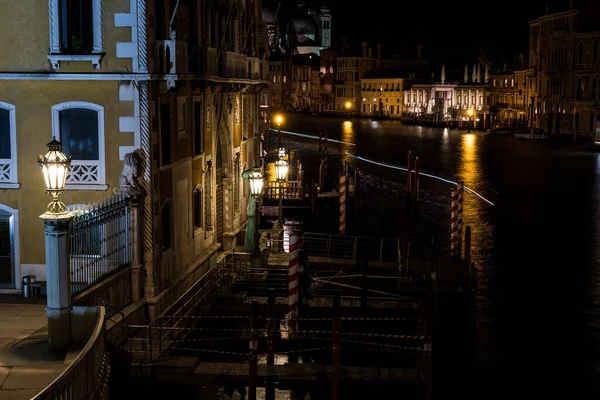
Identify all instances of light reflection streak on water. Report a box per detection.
[342,121,355,163]
[344,151,494,206]
[268,128,356,146]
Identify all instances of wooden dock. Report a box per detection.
[152,357,420,385]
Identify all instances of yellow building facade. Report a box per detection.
[360,78,405,118]
[0,0,269,306]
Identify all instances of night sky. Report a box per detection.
[265,0,575,69]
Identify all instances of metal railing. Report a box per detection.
[265,180,303,200]
[302,232,401,263]
[69,194,131,295]
[33,307,109,400]
[126,252,237,363]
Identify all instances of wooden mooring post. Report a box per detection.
[249,301,258,400]
[332,293,342,400]
[266,291,275,400]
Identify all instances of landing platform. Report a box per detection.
[0,304,82,400]
[152,357,420,385]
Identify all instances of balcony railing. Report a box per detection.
[265,180,303,200]
[33,307,110,400]
[220,51,251,79]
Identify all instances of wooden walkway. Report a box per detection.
[153,357,420,384]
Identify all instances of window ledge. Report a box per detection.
[48,54,104,70]
[0,183,21,189]
[66,184,109,191]
[194,227,204,238]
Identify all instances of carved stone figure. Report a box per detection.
[118,151,143,194]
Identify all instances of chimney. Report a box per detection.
[417,45,423,61]
[368,47,373,58]
[361,42,368,58]
[377,44,382,59]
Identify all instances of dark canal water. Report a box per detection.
[280,114,600,399]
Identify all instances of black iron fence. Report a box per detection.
[69,194,131,295]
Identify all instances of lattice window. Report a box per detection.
[52,102,106,189]
[0,103,18,187]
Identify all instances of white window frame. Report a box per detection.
[47,0,104,69]
[52,101,107,190]
[0,103,19,189]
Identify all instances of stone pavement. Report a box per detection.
[0,304,81,400]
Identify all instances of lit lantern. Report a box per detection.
[248,166,264,197]
[38,137,71,214]
[275,157,288,182]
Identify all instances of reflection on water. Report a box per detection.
[342,120,354,163]
[281,114,600,397]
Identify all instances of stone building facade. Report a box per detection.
[0,0,269,315]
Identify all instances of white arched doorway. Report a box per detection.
[0,204,19,289]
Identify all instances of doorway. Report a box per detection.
[0,212,14,287]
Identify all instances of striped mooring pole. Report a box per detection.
[339,174,347,234]
[450,189,459,255]
[288,234,299,333]
[457,180,464,251]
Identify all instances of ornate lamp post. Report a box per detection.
[243,165,264,254]
[38,137,74,351]
[38,137,72,214]
[274,151,289,226]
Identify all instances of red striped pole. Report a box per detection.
[288,234,299,333]
[450,190,459,255]
[339,174,347,234]
[457,180,464,250]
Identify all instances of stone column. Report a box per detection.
[127,190,144,302]
[40,213,73,352]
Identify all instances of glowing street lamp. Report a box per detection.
[344,101,352,120]
[274,151,288,226]
[248,166,264,197]
[274,113,284,129]
[243,165,264,254]
[275,156,289,183]
[38,137,71,214]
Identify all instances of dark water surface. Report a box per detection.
[280,114,600,398]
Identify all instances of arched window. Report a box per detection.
[161,200,173,250]
[204,162,213,231]
[193,185,203,232]
[52,101,106,189]
[0,102,18,187]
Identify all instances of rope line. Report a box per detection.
[345,151,495,206]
